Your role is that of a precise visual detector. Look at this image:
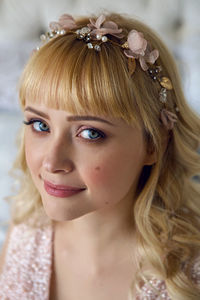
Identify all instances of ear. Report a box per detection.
[143,129,170,166]
[143,146,158,166]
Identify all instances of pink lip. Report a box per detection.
[44,180,86,198]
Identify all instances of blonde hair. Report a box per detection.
[8,11,200,299]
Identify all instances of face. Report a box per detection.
[24,101,156,222]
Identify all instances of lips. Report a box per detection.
[44,180,86,198]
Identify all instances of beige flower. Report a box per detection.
[124,30,159,71]
[87,14,123,38]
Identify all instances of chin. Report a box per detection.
[41,200,89,222]
[44,207,84,222]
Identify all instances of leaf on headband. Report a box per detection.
[128,57,136,75]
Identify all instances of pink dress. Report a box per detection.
[0,222,199,299]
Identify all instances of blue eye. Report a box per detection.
[79,128,105,141]
[33,121,49,132]
[23,119,50,132]
[23,120,105,142]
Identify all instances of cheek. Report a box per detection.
[82,144,144,189]
[24,132,42,177]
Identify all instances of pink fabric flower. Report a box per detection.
[124,30,159,71]
[127,30,147,56]
[49,14,78,31]
[87,14,124,38]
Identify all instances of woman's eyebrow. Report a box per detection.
[66,115,115,126]
[24,106,115,126]
[24,106,49,119]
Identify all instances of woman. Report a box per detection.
[0,11,200,299]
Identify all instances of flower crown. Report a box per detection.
[36,14,179,130]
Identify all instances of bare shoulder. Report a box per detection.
[0,222,15,275]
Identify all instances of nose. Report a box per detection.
[42,138,74,174]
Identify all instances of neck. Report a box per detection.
[53,192,137,265]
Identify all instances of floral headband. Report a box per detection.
[36,14,179,130]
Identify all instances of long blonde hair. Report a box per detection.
[9,11,200,299]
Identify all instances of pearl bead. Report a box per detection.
[40,34,46,41]
[96,34,102,40]
[101,36,108,42]
[60,30,66,35]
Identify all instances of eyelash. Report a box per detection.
[23,118,106,142]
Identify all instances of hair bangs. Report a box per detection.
[19,33,142,127]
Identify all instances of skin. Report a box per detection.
[24,100,157,299]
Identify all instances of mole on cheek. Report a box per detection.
[95,166,100,171]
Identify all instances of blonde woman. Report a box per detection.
[0,11,199,300]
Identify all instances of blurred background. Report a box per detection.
[0,0,200,249]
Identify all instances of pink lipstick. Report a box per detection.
[44,180,86,198]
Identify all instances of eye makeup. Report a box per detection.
[23,119,107,143]
[23,119,50,132]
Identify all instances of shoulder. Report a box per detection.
[0,220,53,275]
[190,256,200,286]
[181,255,200,290]
[0,222,14,275]
[0,220,53,298]
[137,278,171,300]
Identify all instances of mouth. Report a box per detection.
[43,180,86,198]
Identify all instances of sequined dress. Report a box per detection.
[0,222,199,299]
